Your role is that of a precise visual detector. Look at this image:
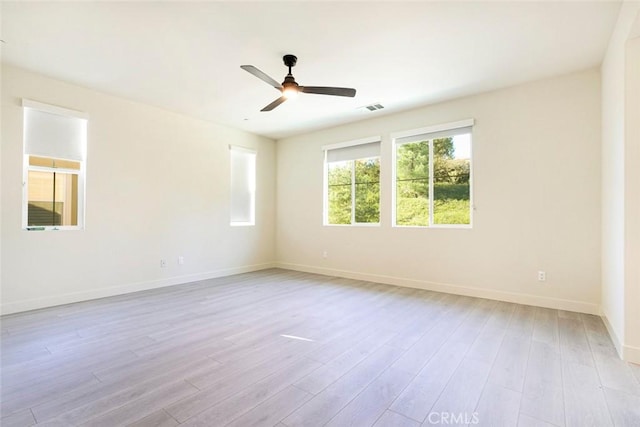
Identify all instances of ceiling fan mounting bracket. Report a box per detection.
[283,54,298,68]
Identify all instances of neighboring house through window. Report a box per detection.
[22,99,88,230]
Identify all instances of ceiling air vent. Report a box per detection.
[364,103,384,111]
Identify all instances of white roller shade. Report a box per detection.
[230,146,256,224]
[326,141,380,163]
[23,100,87,161]
[395,126,472,145]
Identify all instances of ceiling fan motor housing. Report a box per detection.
[282,74,299,90]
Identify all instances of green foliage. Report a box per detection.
[327,162,352,224]
[326,135,471,227]
[396,196,429,226]
[433,137,455,159]
[327,158,380,224]
[396,138,470,226]
[433,183,470,224]
[433,199,470,224]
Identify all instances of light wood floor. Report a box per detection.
[1,269,639,427]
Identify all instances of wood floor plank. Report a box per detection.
[373,410,421,427]
[630,362,640,385]
[465,302,515,363]
[77,380,198,427]
[31,356,220,423]
[282,345,406,427]
[487,335,531,392]
[127,409,179,427]
[185,339,313,392]
[427,357,492,425]
[532,307,560,349]
[562,361,614,427]
[384,292,447,350]
[294,330,396,395]
[602,386,640,426]
[474,383,521,427]
[2,348,140,392]
[592,350,640,397]
[225,385,313,427]
[520,341,565,426]
[0,408,36,427]
[504,304,536,340]
[390,340,469,422]
[517,413,560,427]
[324,366,414,427]
[92,343,223,384]
[390,296,475,375]
[558,317,594,367]
[558,310,581,320]
[180,357,321,426]
[165,347,315,422]
[0,371,101,417]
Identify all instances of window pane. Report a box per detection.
[327,161,352,224]
[230,148,256,225]
[433,135,471,225]
[396,141,429,226]
[354,158,380,223]
[28,170,78,226]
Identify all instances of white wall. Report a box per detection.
[277,69,602,314]
[0,65,276,315]
[625,35,640,362]
[600,1,640,363]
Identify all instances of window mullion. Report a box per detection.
[351,160,356,224]
[429,139,434,226]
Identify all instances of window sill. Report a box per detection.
[323,223,381,227]
[392,224,472,229]
[24,226,84,231]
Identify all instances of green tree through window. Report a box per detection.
[396,135,471,226]
[327,158,380,224]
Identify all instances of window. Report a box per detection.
[393,120,473,227]
[229,145,256,226]
[22,100,88,230]
[324,137,381,225]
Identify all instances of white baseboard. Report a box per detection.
[601,313,625,358]
[0,262,276,316]
[276,262,601,315]
[623,344,640,365]
[599,313,640,364]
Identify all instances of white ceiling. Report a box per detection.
[1,1,621,140]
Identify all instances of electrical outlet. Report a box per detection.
[322,250,328,259]
[538,271,546,281]
[178,256,184,265]
[160,259,167,268]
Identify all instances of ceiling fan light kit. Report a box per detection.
[241,54,357,112]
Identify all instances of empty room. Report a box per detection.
[1,1,639,426]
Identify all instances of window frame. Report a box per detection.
[323,136,381,227]
[391,119,474,229]
[22,100,88,231]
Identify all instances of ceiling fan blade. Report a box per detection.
[241,65,283,90]
[261,96,287,112]
[300,86,356,97]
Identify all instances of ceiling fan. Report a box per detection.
[241,54,357,112]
